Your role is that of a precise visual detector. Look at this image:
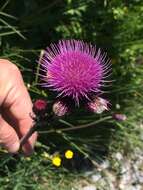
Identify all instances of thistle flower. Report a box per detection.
[87,97,109,114]
[52,100,68,117]
[41,40,111,105]
[33,99,47,112]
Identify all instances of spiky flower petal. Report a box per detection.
[41,40,110,104]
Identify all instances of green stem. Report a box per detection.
[38,116,112,134]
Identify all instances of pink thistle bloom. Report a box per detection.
[33,99,47,111]
[87,97,109,114]
[113,113,127,121]
[52,101,68,117]
[41,40,111,105]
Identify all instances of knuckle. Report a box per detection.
[9,63,20,73]
[0,59,10,64]
[0,59,20,74]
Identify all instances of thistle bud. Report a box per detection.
[113,113,127,121]
[33,99,47,112]
[87,97,109,114]
[52,101,68,117]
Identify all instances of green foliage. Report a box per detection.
[0,0,143,189]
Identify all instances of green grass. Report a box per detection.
[0,152,82,190]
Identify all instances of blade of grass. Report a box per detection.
[0,30,22,37]
[34,50,44,85]
[59,131,89,158]
[0,11,17,20]
[58,131,104,170]
[0,0,11,11]
[58,119,74,127]
[0,18,26,40]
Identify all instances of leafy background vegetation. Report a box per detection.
[0,0,143,189]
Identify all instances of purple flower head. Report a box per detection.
[113,113,127,121]
[41,40,111,105]
[52,100,69,117]
[87,97,109,114]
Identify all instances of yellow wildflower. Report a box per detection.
[65,150,74,159]
[52,156,61,167]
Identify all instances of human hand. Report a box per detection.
[0,59,37,155]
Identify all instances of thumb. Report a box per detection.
[0,116,20,153]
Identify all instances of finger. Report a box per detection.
[1,60,37,154]
[2,109,37,156]
[0,116,20,153]
[17,119,37,155]
[6,74,37,155]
